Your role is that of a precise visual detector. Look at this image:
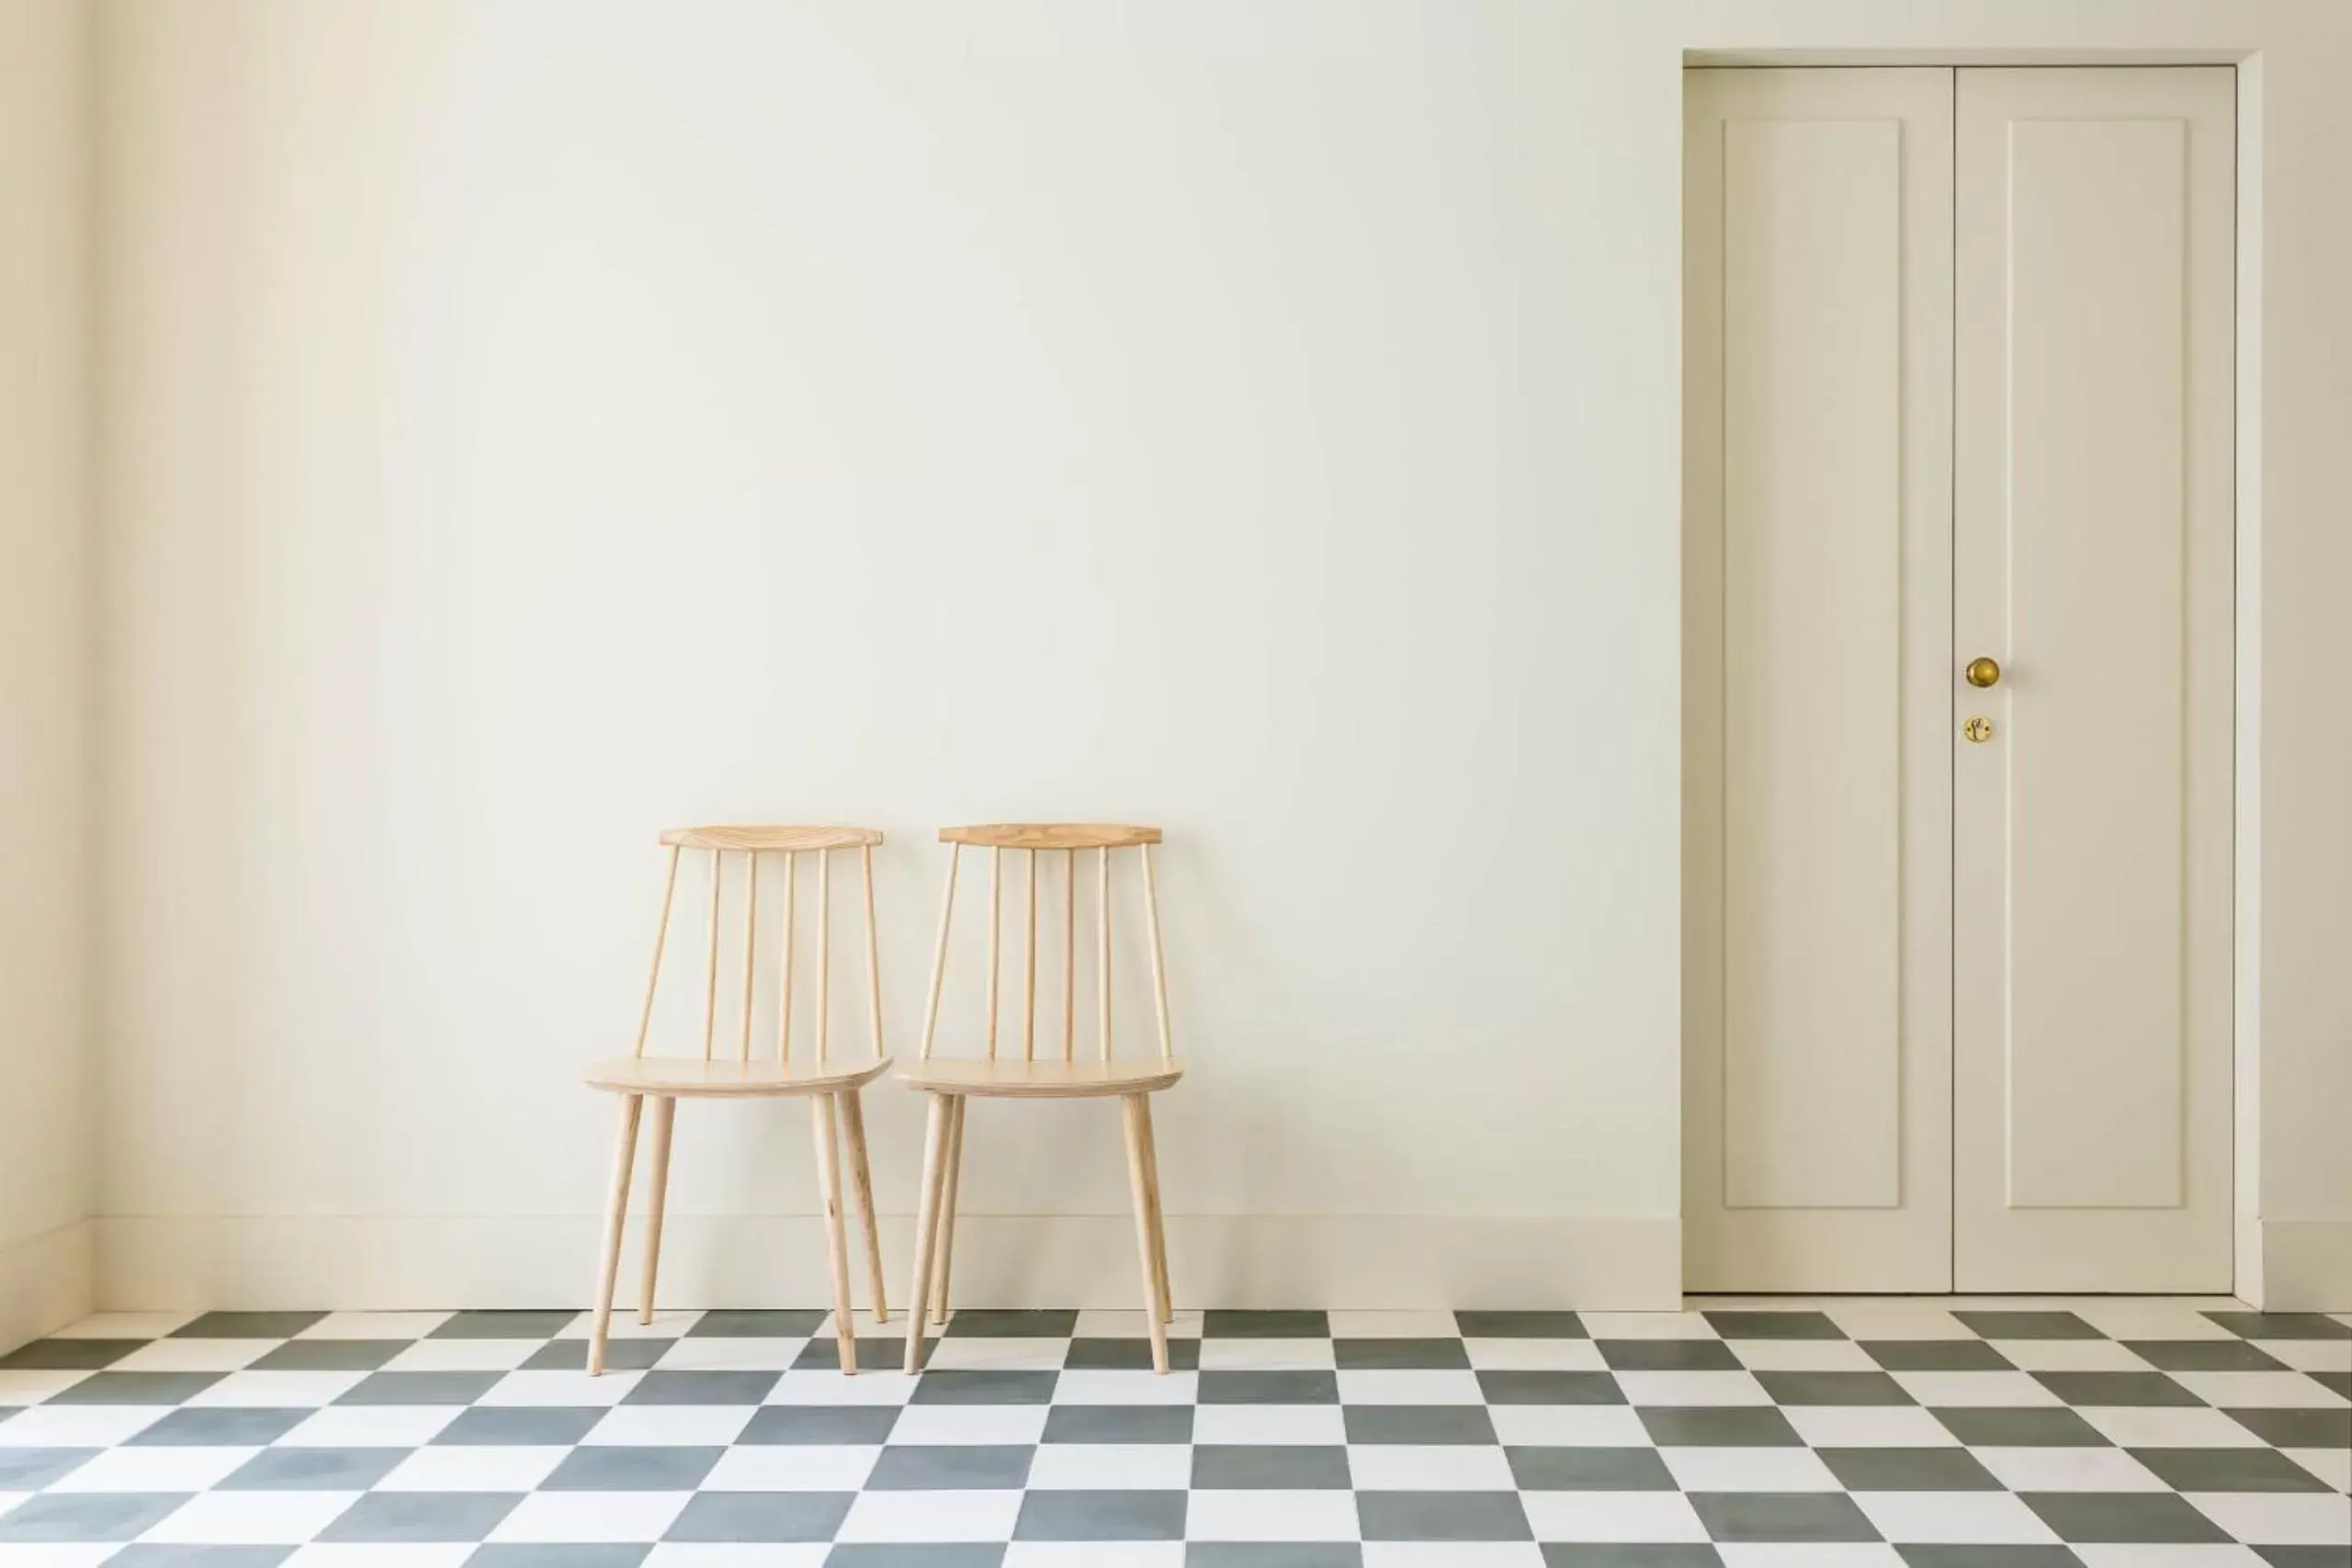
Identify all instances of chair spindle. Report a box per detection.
[634,845,683,1058]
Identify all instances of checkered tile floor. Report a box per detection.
[1,1301,2346,1566]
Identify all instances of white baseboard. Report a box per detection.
[0,1219,94,1353]
[96,1213,1681,1312]
[2262,1216,2352,1311]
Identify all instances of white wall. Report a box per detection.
[87,0,2351,1310]
[0,0,94,1350]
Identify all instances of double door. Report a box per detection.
[1682,67,2234,1292]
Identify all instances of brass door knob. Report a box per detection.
[1965,657,2002,688]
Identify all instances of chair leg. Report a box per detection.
[1136,1093,1172,1324]
[1119,1094,1170,1373]
[904,1092,955,1373]
[638,1096,676,1325]
[931,1096,967,1327]
[588,1094,645,1376]
[837,1089,888,1325]
[810,1093,856,1375]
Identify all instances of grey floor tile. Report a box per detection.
[541,1445,722,1491]
[0,1447,98,1487]
[1335,1338,1471,1371]
[1458,1312,1586,1339]
[865,1444,1033,1490]
[1477,1371,1624,1405]
[1892,1551,2082,1568]
[909,1371,1058,1405]
[1506,1445,1675,1490]
[1702,1312,1844,1341]
[1756,1371,1915,1406]
[173,1312,326,1339]
[1188,1548,1364,1568]
[318,1491,522,1541]
[249,1339,408,1371]
[1204,1312,1329,1338]
[1688,1491,1880,1542]
[525,1338,672,1371]
[2204,1312,2352,1341]
[1931,1407,2110,1447]
[2256,1550,2352,1568]
[45,1373,220,1405]
[1598,1340,1740,1372]
[2019,1490,2231,1543]
[2311,1370,2352,1401]
[2030,1371,2199,1407]
[434,1405,608,1445]
[429,1312,580,1339]
[2224,1406,2352,1448]
[1064,1337,1201,1371]
[1192,1444,1351,1488]
[0,1338,141,1371]
[1042,1404,1193,1443]
[1953,1312,2100,1341]
[467,1548,651,1567]
[335,1371,502,1405]
[1539,1550,1725,1567]
[1014,1487,1188,1540]
[1342,1404,1498,1444]
[1198,1371,1338,1406]
[823,1547,1005,1567]
[129,1407,307,1446]
[688,1310,826,1337]
[621,1370,777,1405]
[105,1549,295,1567]
[1356,1490,1532,1541]
[794,1337,914,1372]
[0,1491,190,1542]
[1815,1446,2002,1492]
[1864,1339,2015,1371]
[2123,1338,2286,1371]
[664,1491,854,1542]
[1637,1406,1802,1448]
[741,1404,905,1444]
[2129,1445,2334,1492]
[220,1446,406,1489]
[944,1311,1080,1338]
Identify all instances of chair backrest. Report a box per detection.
[918,824,1172,1065]
[633,826,886,1064]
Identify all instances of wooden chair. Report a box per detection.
[582,827,891,1375]
[900,824,1181,1373]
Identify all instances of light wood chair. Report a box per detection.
[899,824,1181,1373]
[582,827,891,1375]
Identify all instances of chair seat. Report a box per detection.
[582,1055,889,1098]
[897,1056,1184,1099]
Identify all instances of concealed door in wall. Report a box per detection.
[1682,69,1956,1292]
[1951,68,2235,1292]
[1685,65,2234,1294]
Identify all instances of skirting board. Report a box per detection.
[96,1214,1680,1313]
[0,1219,94,1355]
[2262,1216,2352,1311]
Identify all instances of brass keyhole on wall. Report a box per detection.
[1962,716,1995,743]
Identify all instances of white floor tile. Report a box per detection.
[1198,1338,1335,1371]
[1190,1403,1346,1446]
[487,1490,691,1542]
[1333,1370,1484,1406]
[372,1444,569,1492]
[1484,1404,1649,1447]
[49,1314,193,1340]
[810,1312,898,1342]
[45,1444,258,1493]
[1852,1489,2063,1543]
[185,1371,368,1407]
[699,1443,880,1491]
[884,1404,1048,1445]
[1615,1371,1771,1406]
[476,1370,641,1407]
[2262,1338,2352,1372]
[1329,1312,1462,1338]
[272,1404,459,1447]
[0,1406,174,1447]
[1521,1489,1709,1542]
[1825,1305,1972,1341]
[2071,1301,2239,1340]
[651,1337,806,1372]
[833,1486,1023,1541]
[1723,1339,1878,1371]
[1578,1313,1717,1341]
[1023,1442,1191,1490]
[2281,1447,2351,1493]
[922,1337,1070,1372]
[1072,1310,1204,1340]
[107,1339,271,1373]
[1972,1444,2169,1492]
[1053,1371,1197,1405]
[2075,1404,2267,1448]
[2071,1548,2269,1567]
[2186,1489,2352,1545]
[0,1373,85,1404]
[1715,1547,1905,1567]
[582,1404,755,1447]
[283,1547,475,1568]
[1889,1371,2061,1407]
[2170,1371,2351,1408]
[762,1371,916,1405]
[1659,1445,1841,1492]
[1345,1443,1515,1490]
[297,1313,453,1340]
[380,1337,541,1372]
[1183,1488,1360,1541]
[1781,1404,1961,1448]
[1463,1338,1606,1371]
[1989,1337,2155,1371]
[138,1488,360,1544]
[555,1311,700,1340]
[0,1547,130,1568]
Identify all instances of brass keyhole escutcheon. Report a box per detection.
[1963,716,1995,743]
[1965,656,2002,688]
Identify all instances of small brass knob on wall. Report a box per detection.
[1965,657,2002,688]
[1963,716,1995,743]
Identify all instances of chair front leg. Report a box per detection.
[588,1093,645,1376]
[837,1089,888,1325]
[931,1096,967,1327]
[1118,1094,1170,1373]
[638,1096,677,1325]
[810,1093,857,1374]
[1136,1092,1171,1324]
[903,1091,954,1373]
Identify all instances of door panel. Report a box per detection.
[1952,68,2234,1290]
[1684,69,1954,1292]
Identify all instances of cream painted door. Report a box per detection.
[1682,69,1955,1292]
[1951,68,2236,1292]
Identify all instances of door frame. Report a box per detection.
[1677,50,2268,1303]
